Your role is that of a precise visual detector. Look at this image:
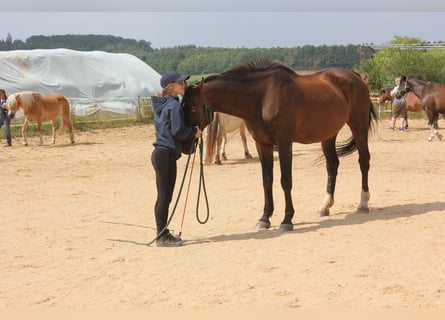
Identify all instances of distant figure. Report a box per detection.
[0,89,12,147]
[388,77,407,131]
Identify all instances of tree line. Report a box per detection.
[0,33,368,75]
[2,34,445,92]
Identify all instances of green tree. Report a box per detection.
[361,36,445,90]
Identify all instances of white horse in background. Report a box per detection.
[205,112,253,165]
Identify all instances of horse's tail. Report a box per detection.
[336,100,377,157]
[59,95,75,143]
[205,113,219,164]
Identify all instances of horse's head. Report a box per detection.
[5,93,22,119]
[395,76,410,99]
[182,81,213,130]
[399,76,410,93]
[377,88,392,105]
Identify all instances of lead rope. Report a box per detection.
[195,138,210,224]
[178,143,198,237]
[178,137,210,235]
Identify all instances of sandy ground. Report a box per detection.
[1,117,444,310]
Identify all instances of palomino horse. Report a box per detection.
[183,60,377,231]
[401,76,445,141]
[6,92,75,145]
[378,89,425,128]
[205,112,253,164]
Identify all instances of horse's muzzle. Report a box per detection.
[7,111,15,119]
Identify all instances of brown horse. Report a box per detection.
[6,92,75,146]
[205,112,253,165]
[401,76,445,141]
[183,60,377,231]
[378,88,428,129]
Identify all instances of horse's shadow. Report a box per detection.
[106,201,445,247]
[186,201,445,245]
[49,141,103,148]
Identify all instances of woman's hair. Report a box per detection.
[161,83,176,97]
[0,89,6,98]
[153,83,176,97]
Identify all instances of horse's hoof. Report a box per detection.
[318,209,330,217]
[255,220,271,229]
[356,207,370,214]
[278,223,293,232]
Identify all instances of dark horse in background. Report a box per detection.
[401,76,445,141]
[378,89,426,129]
[183,59,377,231]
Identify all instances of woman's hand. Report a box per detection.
[195,126,202,139]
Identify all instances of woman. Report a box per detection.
[389,77,407,132]
[151,71,202,247]
[0,89,12,147]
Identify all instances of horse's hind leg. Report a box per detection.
[22,118,29,146]
[50,119,56,144]
[318,138,338,216]
[427,113,440,141]
[65,118,75,144]
[239,123,253,159]
[355,139,371,213]
[220,133,227,161]
[215,132,224,164]
[37,121,44,146]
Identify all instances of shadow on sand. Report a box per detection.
[105,201,445,247]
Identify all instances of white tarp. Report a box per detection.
[0,48,161,115]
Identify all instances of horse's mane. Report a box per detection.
[205,59,294,83]
[7,91,35,108]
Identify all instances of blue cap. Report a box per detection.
[160,71,190,88]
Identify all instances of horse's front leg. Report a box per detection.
[37,121,44,146]
[318,138,339,216]
[22,118,29,146]
[277,141,294,231]
[255,142,274,229]
[50,119,56,144]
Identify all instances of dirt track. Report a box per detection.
[1,119,444,308]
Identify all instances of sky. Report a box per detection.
[3,1,445,49]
